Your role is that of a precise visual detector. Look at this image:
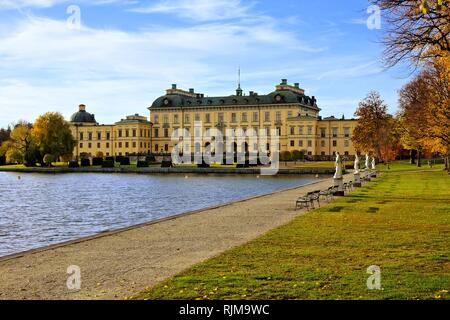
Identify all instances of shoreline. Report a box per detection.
[0,166,336,175]
[0,174,351,300]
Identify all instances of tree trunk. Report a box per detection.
[410,150,416,164]
[417,150,421,168]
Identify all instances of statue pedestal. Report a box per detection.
[333,177,345,196]
[364,170,371,182]
[354,173,361,187]
[371,170,377,178]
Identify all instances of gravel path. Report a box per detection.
[0,175,352,300]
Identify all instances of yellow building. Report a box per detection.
[149,80,358,159]
[69,104,152,159]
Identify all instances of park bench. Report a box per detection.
[295,192,313,211]
[319,187,334,202]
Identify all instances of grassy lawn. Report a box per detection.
[135,169,450,300]
[377,160,445,172]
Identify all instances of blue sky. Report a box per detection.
[0,0,413,127]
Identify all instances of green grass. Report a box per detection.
[134,170,450,300]
[377,160,445,172]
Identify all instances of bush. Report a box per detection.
[292,150,302,161]
[92,157,103,166]
[43,154,55,167]
[120,157,130,166]
[161,160,173,168]
[80,158,91,167]
[146,155,156,163]
[68,160,79,168]
[0,155,5,166]
[115,156,124,163]
[137,160,149,168]
[105,156,114,162]
[280,151,292,162]
[102,160,114,168]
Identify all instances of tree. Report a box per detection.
[372,0,450,67]
[9,122,37,166]
[0,126,11,144]
[352,91,394,159]
[32,112,76,164]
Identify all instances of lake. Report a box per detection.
[0,172,320,257]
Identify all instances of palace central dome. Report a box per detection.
[70,104,97,123]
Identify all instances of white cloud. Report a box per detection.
[130,0,254,21]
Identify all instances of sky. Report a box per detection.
[0,0,414,128]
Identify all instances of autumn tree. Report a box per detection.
[372,0,450,67]
[31,112,76,164]
[9,122,38,166]
[352,91,398,160]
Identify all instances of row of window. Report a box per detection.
[290,140,351,148]
[79,141,151,149]
[289,127,351,137]
[154,111,288,125]
[79,129,151,141]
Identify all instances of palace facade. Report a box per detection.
[149,80,358,159]
[69,104,152,158]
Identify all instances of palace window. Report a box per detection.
[231,113,237,123]
[119,142,122,148]
[118,130,122,138]
[126,130,129,138]
[308,140,312,147]
[164,128,169,138]
[344,140,350,147]
[218,113,224,123]
[290,140,295,147]
[242,113,248,122]
[307,126,313,136]
[185,114,190,124]
[163,115,169,124]
[165,144,169,152]
[133,142,136,148]
[276,112,281,122]
[195,114,200,122]
[299,126,304,135]
[205,113,211,123]
[264,112,270,122]
[253,112,258,122]
[332,127,338,138]
[80,142,83,148]
[106,132,110,140]
[79,132,84,141]
[106,142,110,148]
[88,143,92,148]
[288,111,293,118]
[155,144,159,152]
[320,128,326,138]
[88,132,92,141]
[154,128,159,138]
[154,115,159,124]
[133,129,137,137]
[97,132,101,140]
[174,114,179,124]
[321,140,325,147]
[344,127,350,138]
[333,140,337,147]
[125,142,129,148]
[290,127,295,135]
[299,140,303,147]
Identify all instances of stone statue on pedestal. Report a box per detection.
[372,157,376,170]
[365,154,370,171]
[354,154,360,175]
[334,152,343,179]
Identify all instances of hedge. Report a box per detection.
[92,157,103,166]
[120,157,131,166]
[68,161,79,168]
[0,155,5,166]
[80,158,91,167]
[137,160,149,168]
[102,160,115,168]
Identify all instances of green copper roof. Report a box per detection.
[150,89,320,111]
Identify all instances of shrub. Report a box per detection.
[102,160,114,168]
[105,156,114,162]
[292,150,302,162]
[95,151,104,158]
[43,154,55,167]
[92,157,103,166]
[120,157,130,166]
[115,156,124,163]
[80,158,91,167]
[280,151,292,162]
[137,160,149,168]
[0,155,5,166]
[161,160,173,168]
[146,155,156,163]
[68,161,79,168]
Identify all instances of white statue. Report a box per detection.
[334,152,343,179]
[365,154,370,171]
[354,154,360,174]
[372,157,376,170]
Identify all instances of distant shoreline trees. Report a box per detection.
[0,112,75,167]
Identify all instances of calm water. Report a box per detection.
[0,172,319,257]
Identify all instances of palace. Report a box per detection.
[69,104,152,158]
[149,79,358,159]
[68,79,359,160]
